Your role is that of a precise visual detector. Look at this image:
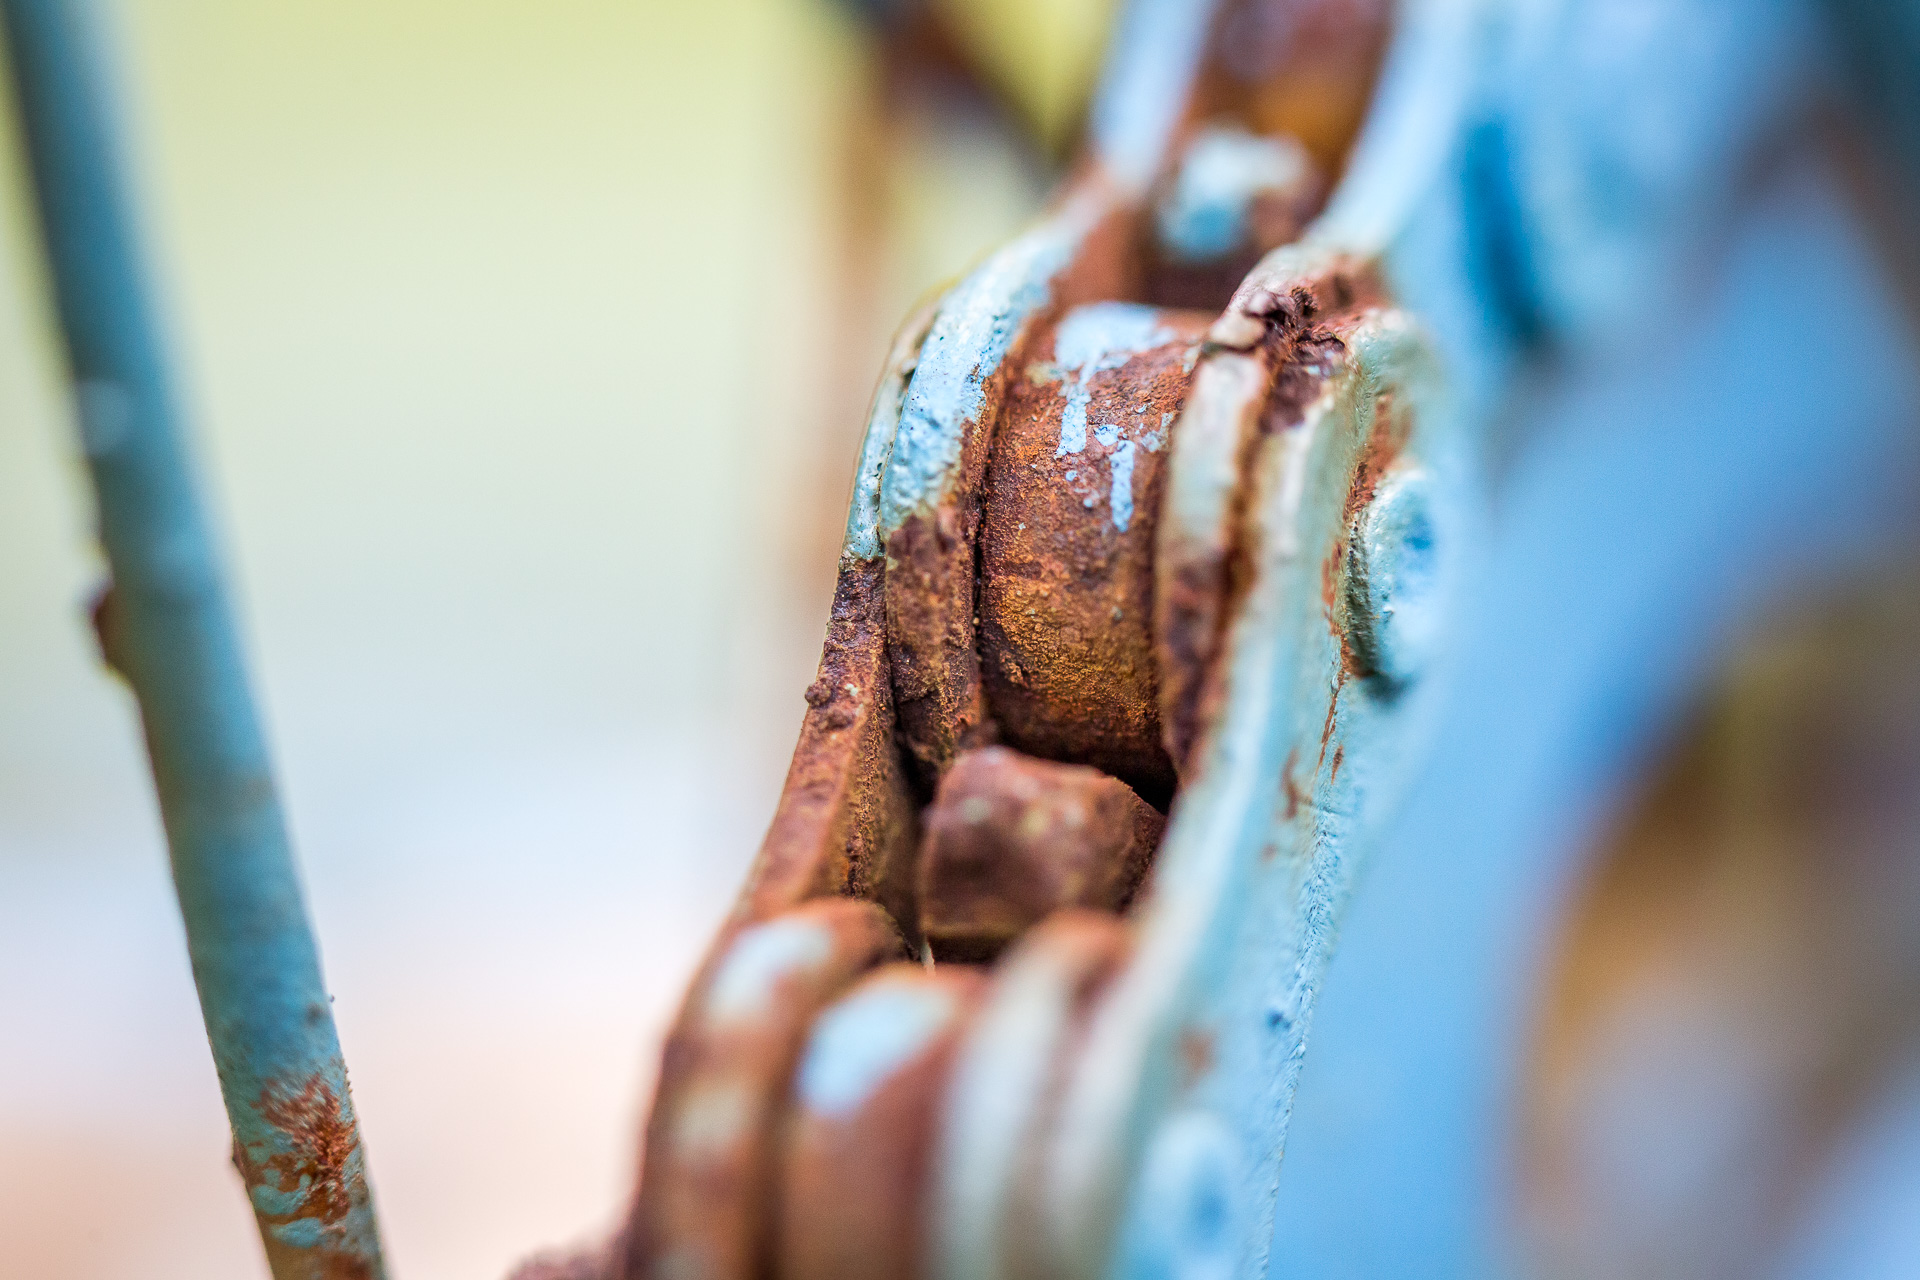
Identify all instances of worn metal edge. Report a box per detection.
[1046,310,1445,1280]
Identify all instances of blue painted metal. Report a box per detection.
[1044,301,1174,464]
[1154,126,1314,264]
[925,3,1920,1278]
[877,187,1108,539]
[1263,1,1920,1276]
[0,3,385,1276]
[1271,148,1920,1280]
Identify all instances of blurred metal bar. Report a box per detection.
[0,3,386,1277]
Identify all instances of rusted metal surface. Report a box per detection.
[15,0,1919,1278]
[583,309,940,1280]
[1103,0,1388,314]
[743,556,923,930]
[552,2,1920,1279]
[1037,277,1443,1280]
[1143,127,1327,312]
[879,184,1129,787]
[977,306,1212,800]
[735,305,939,935]
[607,6,1425,1280]
[778,964,988,1280]
[1153,250,1387,772]
[933,912,1134,1280]
[918,747,1165,962]
[619,898,905,1280]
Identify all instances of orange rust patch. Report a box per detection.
[1197,0,1395,179]
[736,557,920,941]
[245,1076,360,1228]
[1324,387,1410,682]
[885,190,1152,790]
[1142,158,1328,313]
[1158,260,1387,776]
[978,309,1211,802]
[918,746,1165,962]
[886,504,1000,788]
[1314,662,1353,779]
[236,1075,377,1280]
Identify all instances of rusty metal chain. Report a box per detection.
[502,3,1447,1279]
[8,0,1913,1274]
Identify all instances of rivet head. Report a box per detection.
[1346,466,1443,693]
[1119,1109,1247,1280]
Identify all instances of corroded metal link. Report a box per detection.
[584,4,1407,1280]
[932,912,1134,1280]
[978,305,1213,799]
[879,184,1136,786]
[1155,249,1388,771]
[738,303,940,936]
[619,899,906,1280]
[918,748,1164,962]
[778,964,989,1280]
[1044,271,1443,1280]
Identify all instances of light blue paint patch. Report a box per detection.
[844,379,907,560]
[1156,126,1313,263]
[1051,302,1174,458]
[878,201,1099,536]
[251,1180,310,1217]
[795,982,958,1119]
[844,309,935,559]
[1090,0,1218,191]
[274,1218,325,1249]
[1111,440,1139,532]
[706,918,831,1023]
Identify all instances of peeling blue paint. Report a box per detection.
[1051,302,1174,458]
[843,308,933,561]
[1039,302,1183,535]
[1111,441,1139,531]
[878,195,1102,537]
[1155,126,1313,263]
[796,980,958,1119]
[706,917,833,1023]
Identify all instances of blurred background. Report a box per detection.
[0,1,1084,1274]
[4,2,1920,1279]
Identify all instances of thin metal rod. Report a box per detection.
[0,3,386,1276]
